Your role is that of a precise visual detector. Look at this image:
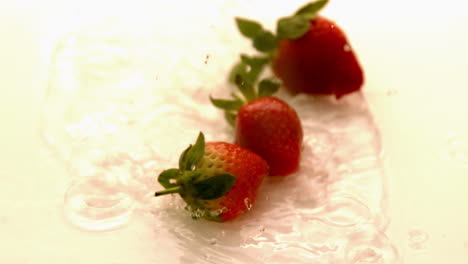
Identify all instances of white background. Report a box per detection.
[1,0,467,263]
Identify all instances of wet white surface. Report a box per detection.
[1,0,468,263]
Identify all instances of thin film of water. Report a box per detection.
[40,2,400,261]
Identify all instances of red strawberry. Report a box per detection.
[235,96,303,176]
[272,16,364,98]
[155,132,268,222]
[232,0,363,99]
[211,73,303,176]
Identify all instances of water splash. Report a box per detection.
[40,2,399,261]
[51,91,398,261]
[318,197,372,228]
[63,176,134,231]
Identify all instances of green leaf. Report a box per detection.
[158,168,180,188]
[240,54,270,67]
[253,30,278,53]
[231,92,244,102]
[277,15,310,39]
[229,55,271,94]
[234,74,256,102]
[240,54,270,84]
[258,78,281,97]
[228,61,248,84]
[295,0,328,18]
[224,111,236,127]
[186,132,205,170]
[179,132,205,171]
[210,96,244,111]
[178,144,192,170]
[193,173,237,200]
[235,17,263,39]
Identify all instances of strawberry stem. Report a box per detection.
[155,186,182,196]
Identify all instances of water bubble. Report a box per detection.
[190,208,206,219]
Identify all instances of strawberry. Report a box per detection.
[233,0,364,99]
[272,16,364,98]
[235,96,303,176]
[155,132,268,222]
[211,74,303,176]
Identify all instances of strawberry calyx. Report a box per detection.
[236,0,328,46]
[211,0,328,126]
[211,73,280,126]
[155,132,236,218]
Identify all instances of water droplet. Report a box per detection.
[244,197,253,210]
[208,207,227,217]
[190,207,212,219]
[408,229,429,250]
[343,44,351,52]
